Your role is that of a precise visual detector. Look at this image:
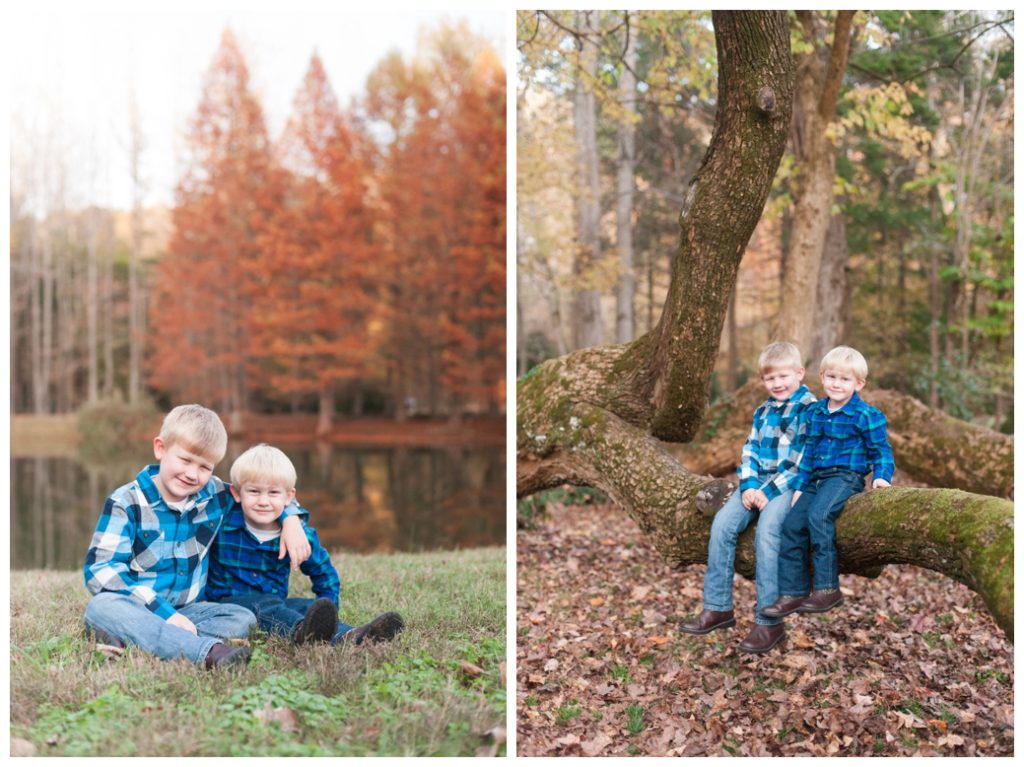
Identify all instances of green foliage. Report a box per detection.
[625,704,647,734]
[76,397,160,460]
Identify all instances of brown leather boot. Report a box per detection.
[204,642,251,670]
[760,595,809,619]
[738,623,785,654]
[679,609,735,635]
[798,588,843,613]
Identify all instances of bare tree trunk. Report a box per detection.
[86,209,100,403]
[573,10,604,350]
[128,91,147,404]
[775,10,855,356]
[317,382,334,435]
[614,19,637,344]
[809,212,849,362]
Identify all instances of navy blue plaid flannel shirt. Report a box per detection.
[205,507,341,605]
[793,391,895,491]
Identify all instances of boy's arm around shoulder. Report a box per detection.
[278,500,312,568]
[83,495,178,619]
[299,525,341,605]
[862,404,895,486]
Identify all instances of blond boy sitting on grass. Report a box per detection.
[83,404,311,669]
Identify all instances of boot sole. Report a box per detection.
[678,618,736,636]
[294,599,339,644]
[738,632,786,655]
[796,597,843,614]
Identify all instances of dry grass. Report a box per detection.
[11,548,506,757]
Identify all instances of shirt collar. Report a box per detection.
[135,464,216,510]
[222,505,247,531]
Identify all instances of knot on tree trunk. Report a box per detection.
[697,477,734,518]
[756,86,777,115]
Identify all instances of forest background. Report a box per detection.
[515,9,1013,757]
[517,9,1013,431]
[10,11,507,434]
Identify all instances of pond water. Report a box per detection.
[11,442,506,571]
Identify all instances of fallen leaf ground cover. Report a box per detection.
[11,548,506,757]
[517,503,1013,757]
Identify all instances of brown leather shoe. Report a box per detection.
[760,595,809,619]
[798,589,843,613]
[204,642,252,670]
[341,612,405,645]
[679,609,735,635]
[738,623,785,654]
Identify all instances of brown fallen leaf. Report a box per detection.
[255,703,299,732]
[581,732,613,756]
[460,661,485,678]
[589,597,605,607]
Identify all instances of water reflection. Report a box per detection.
[11,443,505,571]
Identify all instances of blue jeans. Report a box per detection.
[218,594,354,644]
[703,488,793,626]
[778,470,865,595]
[83,592,257,665]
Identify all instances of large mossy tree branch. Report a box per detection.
[517,395,1014,641]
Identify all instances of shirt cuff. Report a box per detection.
[739,478,761,493]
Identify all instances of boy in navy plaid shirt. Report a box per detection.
[83,405,312,669]
[206,444,404,646]
[762,346,894,620]
[680,342,818,654]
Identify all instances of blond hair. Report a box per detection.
[758,341,803,374]
[819,345,868,380]
[230,444,297,490]
[158,404,228,462]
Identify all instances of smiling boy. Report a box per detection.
[83,405,311,669]
[762,346,894,620]
[206,444,405,646]
[680,342,817,653]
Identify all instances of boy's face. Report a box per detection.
[760,365,805,401]
[230,482,296,531]
[152,438,216,503]
[821,367,865,408]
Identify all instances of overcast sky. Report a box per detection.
[8,2,507,210]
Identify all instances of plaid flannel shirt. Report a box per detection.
[205,507,341,605]
[737,385,818,501]
[793,391,895,491]
[83,465,305,619]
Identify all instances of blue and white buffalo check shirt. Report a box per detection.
[793,391,895,491]
[83,465,305,619]
[737,384,818,501]
[205,508,341,604]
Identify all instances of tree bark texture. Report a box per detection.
[809,213,849,362]
[775,10,855,359]
[517,10,1013,641]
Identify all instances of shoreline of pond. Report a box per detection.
[11,413,505,457]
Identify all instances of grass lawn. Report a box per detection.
[10,547,506,757]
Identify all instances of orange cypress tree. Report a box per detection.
[148,29,279,424]
[365,25,506,417]
[254,54,375,431]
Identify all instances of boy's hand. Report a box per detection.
[740,489,758,510]
[280,516,311,570]
[166,612,198,635]
[791,490,802,507]
[872,478,891,489]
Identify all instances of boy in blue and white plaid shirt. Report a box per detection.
[681,342,817,654]
[206,444,404,646]
[83,405,312,669]
[763,346,894,620]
